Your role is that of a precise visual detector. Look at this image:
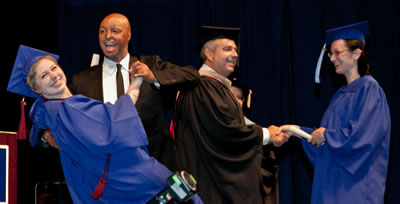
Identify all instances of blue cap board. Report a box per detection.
[325,21,370,45]
[7,45,60,98]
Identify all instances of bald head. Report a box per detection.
[101,13,131,33]
[99,13,132,62]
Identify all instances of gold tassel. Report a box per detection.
[247,89,252,109]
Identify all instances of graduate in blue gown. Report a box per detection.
[7,45,202,204]
[279,21,391,204]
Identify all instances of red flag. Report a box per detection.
[17,97,27,140]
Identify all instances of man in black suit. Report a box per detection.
[67,13,199,171]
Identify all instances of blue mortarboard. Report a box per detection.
[315,21,370,83]
[7,45,60,98]
[325,21,369,45]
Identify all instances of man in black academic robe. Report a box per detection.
[173,35,287,203]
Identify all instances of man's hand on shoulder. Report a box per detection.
[131,60,157,83]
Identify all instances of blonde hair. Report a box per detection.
[26,56,59,92]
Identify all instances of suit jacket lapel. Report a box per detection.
[92,63,104,102]
[129,56,138,66]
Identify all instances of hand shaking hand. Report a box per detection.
[268,125,290,147]
[277,125,325,147]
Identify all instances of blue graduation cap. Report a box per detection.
[315,21,370,83]
[325,21,369,45]
[7,45,59,98]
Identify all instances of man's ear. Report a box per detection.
[128,31,132,41]
[204,47,214,62]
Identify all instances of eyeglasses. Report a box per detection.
[327,49,350,58]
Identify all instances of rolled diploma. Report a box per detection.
[288,126,311,139]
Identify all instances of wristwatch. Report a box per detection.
[40,134,50,148]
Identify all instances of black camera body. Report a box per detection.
[147,171,198,204]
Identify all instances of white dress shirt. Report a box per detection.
[102,54,131,104]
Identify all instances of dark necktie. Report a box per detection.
[116,64,125,98]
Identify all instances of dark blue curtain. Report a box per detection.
[57,1,400,203]
[2,0,399,203]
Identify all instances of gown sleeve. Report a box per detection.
[192,79,262,157]
[29,99,48,146]
[52,94,149,154]
[321,80,390,174]
[177,77,263,165]
[300,127,318,166]
[147,55,200,88]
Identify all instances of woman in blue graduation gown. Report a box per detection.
[7,45,202,204]
[279,22,391,204]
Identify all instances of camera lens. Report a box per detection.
[180,171,197,191]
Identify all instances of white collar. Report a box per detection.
[103,53,130,71]
[199,64,232,88]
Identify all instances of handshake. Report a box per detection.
[268,125,325,147]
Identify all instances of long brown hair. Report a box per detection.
[345,39,371,76]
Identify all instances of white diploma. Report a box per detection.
[288,126,325,146]
[288,126,311,139]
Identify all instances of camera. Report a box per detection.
[147,171,198,204]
